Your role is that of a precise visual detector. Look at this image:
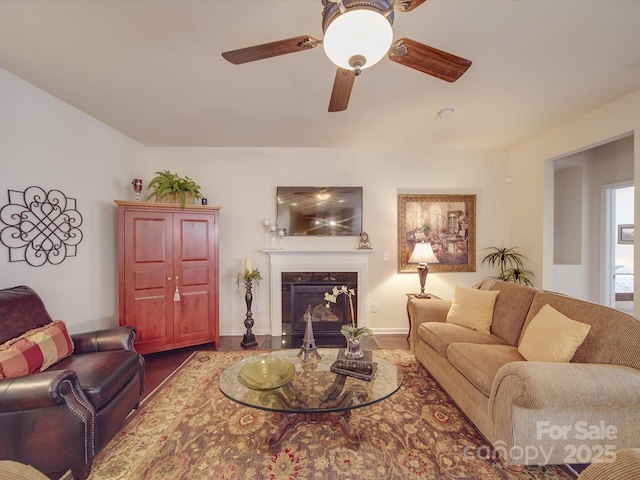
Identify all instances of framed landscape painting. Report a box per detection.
[398,194,476,273]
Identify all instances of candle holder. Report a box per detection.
[131,178,143,201]
[241,277,258,348]
[269,224,277,248]
[262,218,272,249]
[276,228,286,249]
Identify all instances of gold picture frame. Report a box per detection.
[398,194,476,273]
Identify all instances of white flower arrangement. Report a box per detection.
[324,285,373,339]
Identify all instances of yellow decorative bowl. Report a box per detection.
[238,358,296,390]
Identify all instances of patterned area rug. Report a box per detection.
[88,350,576,480]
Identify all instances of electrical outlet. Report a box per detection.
[371,302,379,313]
[383,252,389,261]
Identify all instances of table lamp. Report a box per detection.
[408,241,439,297]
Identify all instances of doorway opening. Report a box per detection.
[603,183,634,312]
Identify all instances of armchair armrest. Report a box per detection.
[0,370,97,473]
[71,326,137,353]
[0,370,91,412]
[489,362,640,418]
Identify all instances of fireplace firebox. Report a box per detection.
[282,272,357,347]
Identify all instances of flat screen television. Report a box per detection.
[276,186,363,236]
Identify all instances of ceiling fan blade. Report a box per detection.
[398,0,427,12]
[388,38,472,82]
[222,35,319,65]
[328,68,356,112]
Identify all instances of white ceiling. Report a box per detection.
[1,0,640,149]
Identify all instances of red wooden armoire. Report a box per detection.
[116,200,220,354]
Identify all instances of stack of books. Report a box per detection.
[330,349,378,381]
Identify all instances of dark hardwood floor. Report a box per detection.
[141,334,409,401]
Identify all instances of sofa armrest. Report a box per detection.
[0,370,91,412]
[408,297,451,351]
[71,326,137,353]
[489,362,640,417]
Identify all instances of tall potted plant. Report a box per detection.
[146,170,202,208]
[481,246,534,286]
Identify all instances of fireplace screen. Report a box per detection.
[282,272,357,346]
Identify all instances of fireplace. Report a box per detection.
[282,272,357,347]
[263,249,373,342]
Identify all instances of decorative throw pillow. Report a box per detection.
[445,285,499,334]
[0,320,74,379]
[518,304,591,362]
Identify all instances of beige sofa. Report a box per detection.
[409,278,640,467]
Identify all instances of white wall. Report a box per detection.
[0,68,146,333]
[0,67,509,337]
[508,89,640,313]
[146,147,509,335]
[587,138,634,299]
[547,138,634,301]
[10,62,638,337]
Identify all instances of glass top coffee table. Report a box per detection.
[219,348,403,452]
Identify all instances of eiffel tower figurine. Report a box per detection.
[298,306,321,363]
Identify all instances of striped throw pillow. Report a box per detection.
[0,320,74,379]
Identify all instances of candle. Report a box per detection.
[245,258,252,274]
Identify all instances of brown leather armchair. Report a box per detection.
[0,286,145,479]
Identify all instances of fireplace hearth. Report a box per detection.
[282,272,357,347]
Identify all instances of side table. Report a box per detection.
[405,293,440,341]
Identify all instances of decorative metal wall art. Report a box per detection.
[0,186,83,266]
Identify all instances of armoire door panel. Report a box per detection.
[133,270,167,291]
[123,210,174,350]
[180,266,209,287]
[173,212,217,344]
[131,217,170,263]
[175,290,212,340]
[177,217,210,261]
[133,295,168,343]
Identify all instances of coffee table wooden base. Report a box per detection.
[219,350,403,456]
[267,410,361,453]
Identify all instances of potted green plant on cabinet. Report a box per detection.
[146,170,202,208]
[481,246,534,286]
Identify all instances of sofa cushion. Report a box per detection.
[418,322,507,358]
[524,292,640,369]
[446,285,499,334]
[0,320,74,379]
[577,448,640,480]
[518,304,591,362]
[447,343,524,397]
[476,278,539,345]
[50,350,141,409]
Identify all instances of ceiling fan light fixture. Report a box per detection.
[323,9,393,71]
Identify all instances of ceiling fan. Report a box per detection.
[221,0,472,112]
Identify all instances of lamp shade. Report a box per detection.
[409,241,439,264]
[323,9,393,71]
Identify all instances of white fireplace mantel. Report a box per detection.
[262,249,374,337]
